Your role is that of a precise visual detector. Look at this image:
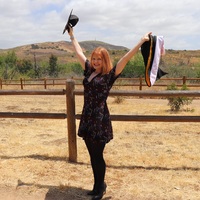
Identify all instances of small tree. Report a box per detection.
[17,59,33,74]
[3,51,17,79]
[167,83,193,111]
[48,54,58,77]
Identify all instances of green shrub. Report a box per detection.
[167,83,193,111]
[112,85,124,104]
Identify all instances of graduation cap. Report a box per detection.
[63,9,79,34]
[141,35,167,87]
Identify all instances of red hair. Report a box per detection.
[90,47,113,74]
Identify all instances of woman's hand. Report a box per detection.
[141,32,152,43]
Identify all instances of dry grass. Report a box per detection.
[0,93,200,200]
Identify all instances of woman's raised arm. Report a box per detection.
[115,32,152,76]
[68,27,87,69]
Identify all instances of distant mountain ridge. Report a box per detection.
[79,40,129,51]
[0,40,129,52]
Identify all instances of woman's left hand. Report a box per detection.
[142,32,152,42]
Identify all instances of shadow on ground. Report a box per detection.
[45,186,89,200]
[45,187,111,200]
[15,180,112,200]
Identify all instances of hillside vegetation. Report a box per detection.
[0,41,200,79]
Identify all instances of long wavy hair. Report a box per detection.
[90,47,113,74]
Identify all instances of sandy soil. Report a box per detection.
[0,94,200,200]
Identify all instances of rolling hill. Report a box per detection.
[0,40,128,64]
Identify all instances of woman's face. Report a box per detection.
[91,53,103,73]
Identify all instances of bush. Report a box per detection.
[121,53,145,78]
[71,62,83,75]
[167,83,193,111]
[112,85,124,104]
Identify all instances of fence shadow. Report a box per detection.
[107,164,200,171]
[1,153,200,172]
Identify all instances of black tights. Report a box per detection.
[85,139,106,191]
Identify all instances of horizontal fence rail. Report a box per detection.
[110,115,200,122]
[0,112,66,119]
[75,114,200,122]
[1,89,199,97]
[75,90,200,97]
[0,90,66,95]
[1,76,200,90]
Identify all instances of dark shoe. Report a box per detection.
[87,183,98,196]
[87,189,98,196]
[92,183,107,200]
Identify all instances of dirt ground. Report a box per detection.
[0,94,199,200]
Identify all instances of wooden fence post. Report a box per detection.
[0,79,2,89]
[66,80,77,162]
[183,76,186,86]
[139,76,143,91]
[44,78,47,89]
[20,78,23,90]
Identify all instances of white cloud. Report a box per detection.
[0,0,200,50]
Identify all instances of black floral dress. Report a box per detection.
[78,60,120,143]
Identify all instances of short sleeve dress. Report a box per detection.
[78,60,120,143]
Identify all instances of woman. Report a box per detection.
[68,27,151,200]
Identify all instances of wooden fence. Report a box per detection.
[0,76,200,90]
[0,80,200,162]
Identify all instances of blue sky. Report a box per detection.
[0,0,200,50]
